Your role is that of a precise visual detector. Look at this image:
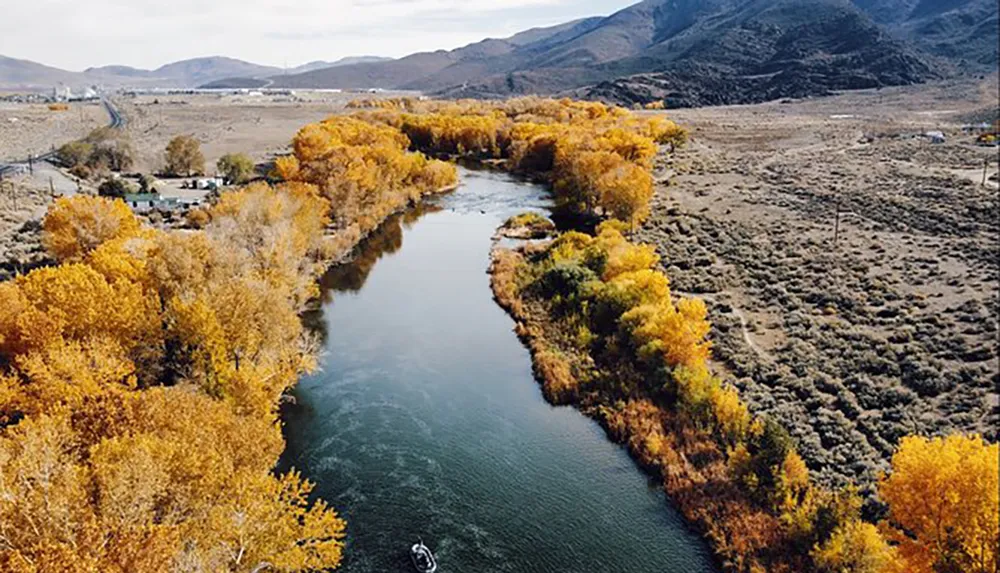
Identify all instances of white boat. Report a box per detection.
[410,538,437,573]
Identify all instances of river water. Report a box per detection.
[280,168,716,573]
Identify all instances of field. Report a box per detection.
[117,91,415,172]
[0,100,107,161]
[638,77,999,489]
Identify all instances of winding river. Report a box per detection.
[279,167,716,573]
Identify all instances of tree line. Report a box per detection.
[342,97,687,226]
[493,217,998,573]
[0,186,346,571]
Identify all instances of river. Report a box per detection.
[279,167,716,573]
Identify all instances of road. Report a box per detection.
[0,96,125,177]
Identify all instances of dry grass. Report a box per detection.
[637,77,999,489]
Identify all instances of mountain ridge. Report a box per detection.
[0,55,394,90]
[1,0,994,106]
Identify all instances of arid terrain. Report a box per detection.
[0,90,391,278]
[639,77,999,491]
[0,99,107,160]
[117,91,405,172]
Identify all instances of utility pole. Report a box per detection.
[834,200,842,248]
[983,157,989,187]
[28,152,33,175]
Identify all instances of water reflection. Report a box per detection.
[303,203,444,345]
[284,168,716,573]
[321,204,444,297]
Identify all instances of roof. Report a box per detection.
[123,193,160,202]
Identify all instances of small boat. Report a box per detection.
[410,538,438,573]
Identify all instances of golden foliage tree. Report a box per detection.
[813,520,903,573]
[42,196,141,262]
[1,181,348,570]
[879,434,999,573]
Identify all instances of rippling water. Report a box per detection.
[280,167,716,573]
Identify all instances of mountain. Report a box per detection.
[270,18,605,90]
[147,57,281,84]
[271,0,950,106]
[0,55,84,89]
[581,0,941,107]
[3,0,993,105]
[0,55,391,90]
[852,0,998,68]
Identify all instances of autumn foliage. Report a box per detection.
[1,192,346,571]
[274,116,457,236]
[879,434,998,573]
[491,214,998,573]
[332,97,686,227]
[42,196,142,262]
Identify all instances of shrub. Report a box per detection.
[97,177,136,199]
[217,152,255,184]
[539,261,597,299]
[57,141,94,167]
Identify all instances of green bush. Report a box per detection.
[539,261,597,299]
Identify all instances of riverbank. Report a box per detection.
[489,242,791,572]
[281,167,717,572]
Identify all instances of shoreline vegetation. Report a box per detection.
[0,103,458,569]
[0,96,995,572]
[490,219,998,573]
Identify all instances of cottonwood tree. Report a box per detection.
[42,195,141,261]
[165,135,205,177]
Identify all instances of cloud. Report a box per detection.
[0,0,632,70]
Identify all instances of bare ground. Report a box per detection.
[0,101,107,161]
[637,77,999,491]
[117,92,390,173]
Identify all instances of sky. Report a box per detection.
[0,0,637,71]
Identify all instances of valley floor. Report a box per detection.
[639,77,999,488]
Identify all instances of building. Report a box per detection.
[123,193,181,213]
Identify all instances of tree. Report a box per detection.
[90,139,136,172]
[879,434,999,573]
[217,153,255,184]
[165,135,205,177]
[98,177,136,199]
[57,141,93,168]
[42,196,141,262]
[813,520,902,573]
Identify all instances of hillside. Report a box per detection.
[271,18,604,90]
[583,0,940,107]
[3,0,994,105]
[271,0,962,106]
[0,55,84,89]
[0,55,391,91]
[854,0,998,68]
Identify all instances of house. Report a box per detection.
[123,193,180,213]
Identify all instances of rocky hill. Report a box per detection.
[271,0,978,106]
[3,0,994,106]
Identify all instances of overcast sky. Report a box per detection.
[1,0,636,71]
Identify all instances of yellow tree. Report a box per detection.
[879,434,999,573]
[813,520,903,573]
[42,196,141,262]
